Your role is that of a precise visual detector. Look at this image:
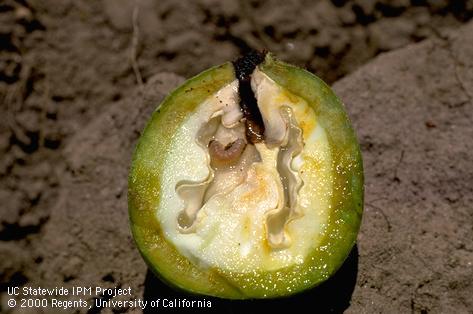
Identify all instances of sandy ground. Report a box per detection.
[1,0,473,313]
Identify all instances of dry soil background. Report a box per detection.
[1,0,473,313]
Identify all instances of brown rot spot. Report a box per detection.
[208,138,246,168]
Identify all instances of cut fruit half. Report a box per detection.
[128,52,363,299]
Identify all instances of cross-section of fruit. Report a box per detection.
[129,52,363,299]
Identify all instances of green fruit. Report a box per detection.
[128,53,363,299]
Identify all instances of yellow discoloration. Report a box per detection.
[301,155,324,173]
[274,90,316,141]
[239,214,252,246]
[297,107,317,138]
[238,167,270,205]
[277,90,300,104]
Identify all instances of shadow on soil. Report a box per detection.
[143,244,359,314]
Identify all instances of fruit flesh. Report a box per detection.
[128,55,363,298]
[160,68,332,272]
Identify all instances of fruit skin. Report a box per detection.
[128,54,363,299]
